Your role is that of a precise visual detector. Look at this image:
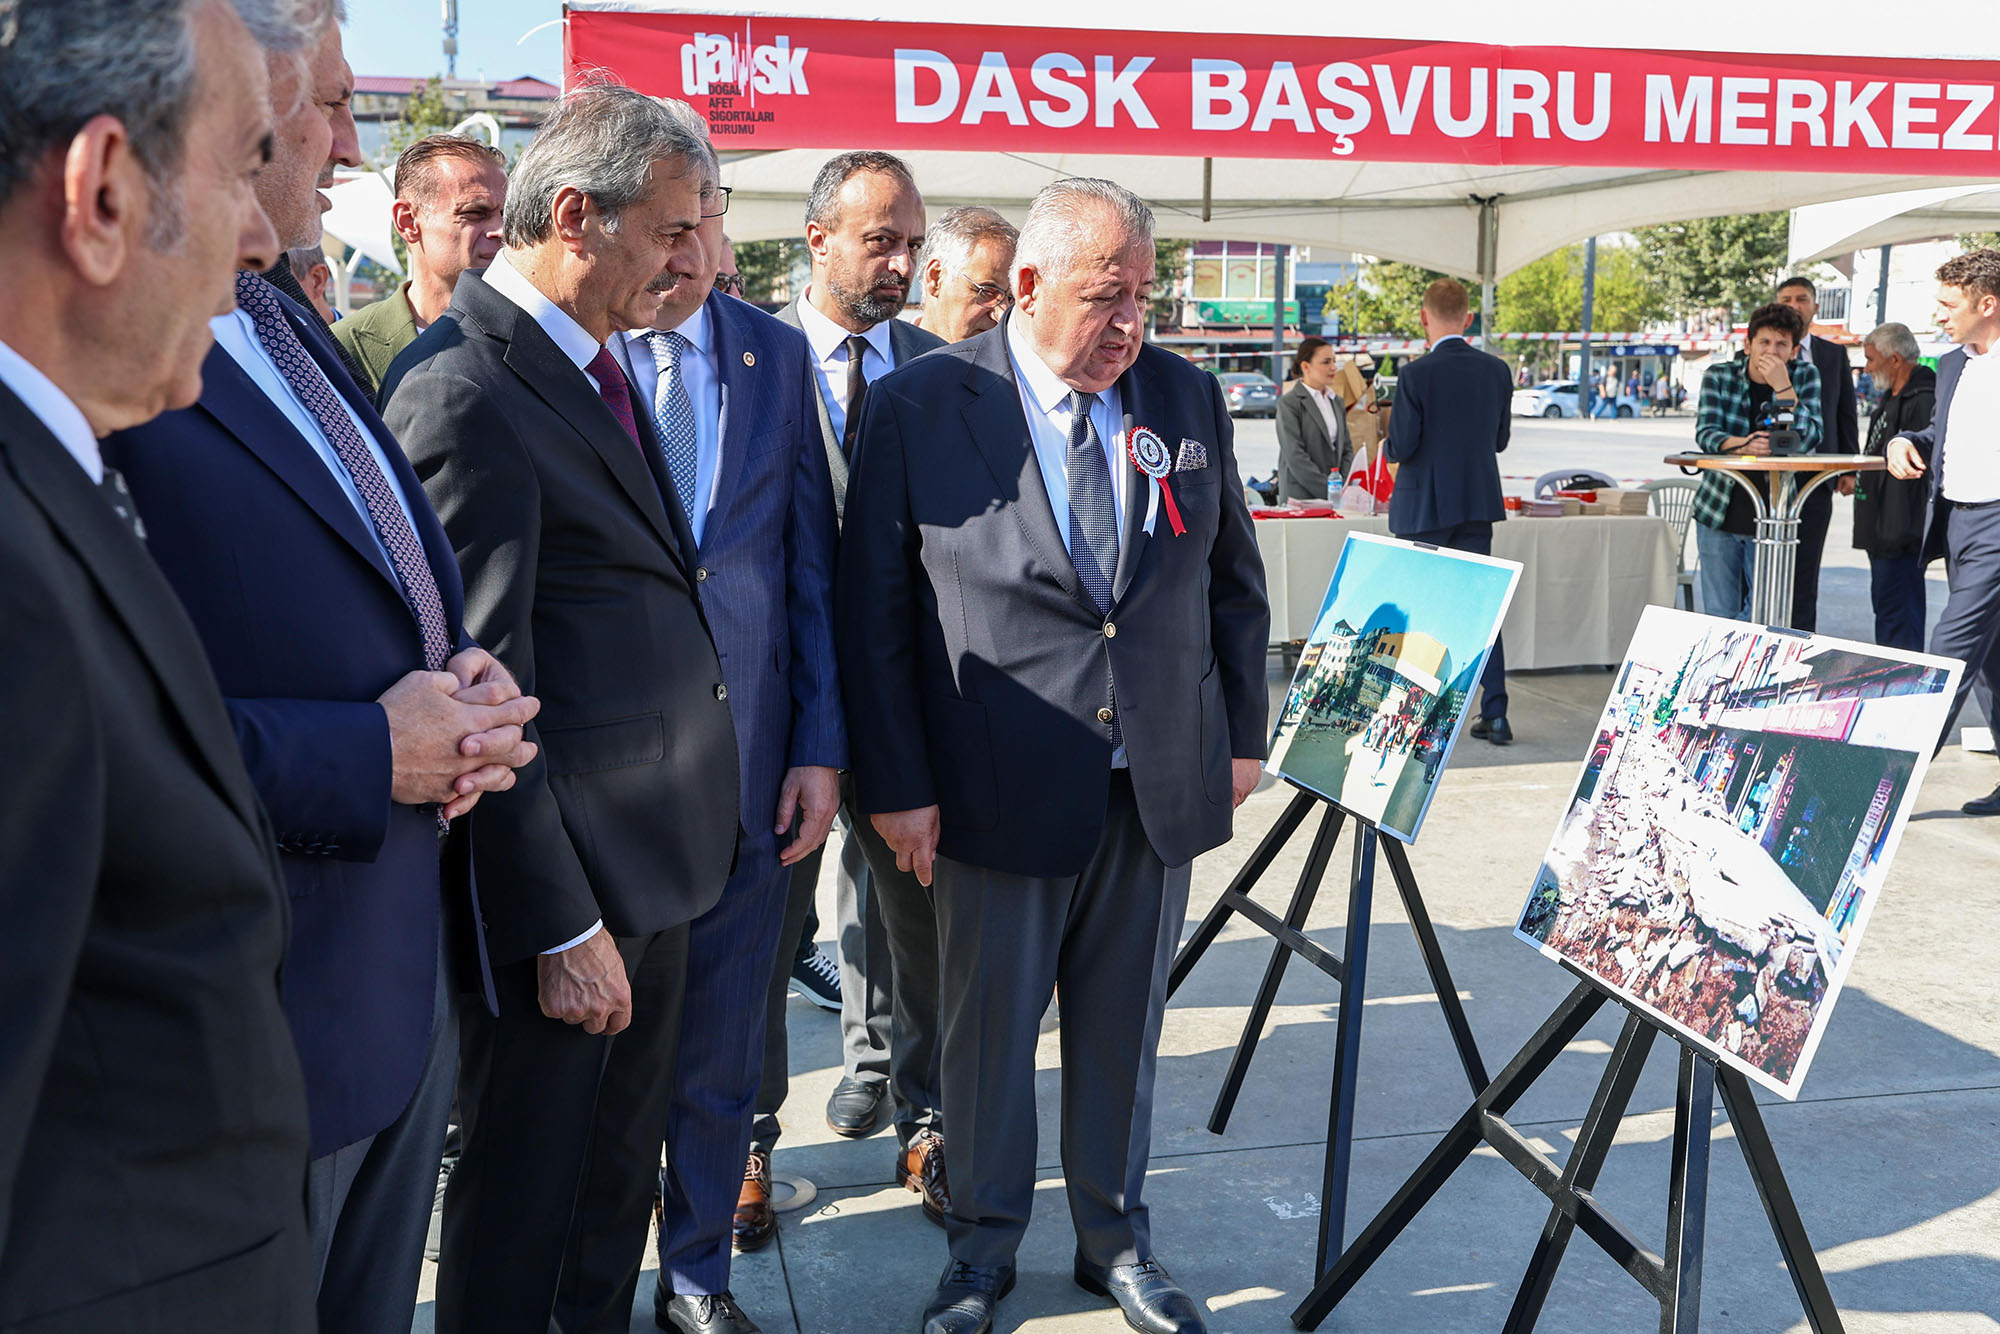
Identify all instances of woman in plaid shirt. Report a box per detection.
[1692,302,1824,619]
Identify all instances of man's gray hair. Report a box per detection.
[653,95,719,196]
[803,150,916,233]
[1012,178,1154,291]
[285,243,325,276]
[926,206,1017,279]
[1864,321,1921,363]
[0,0,323,218]
[503,81,706,248]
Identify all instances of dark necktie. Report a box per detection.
[98,465,146,542]
[1065,390,1121,750]
[841,333,870,458]
[586,345,641,447]
[234,270,450,673]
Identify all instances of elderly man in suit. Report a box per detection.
[1774,276,1859,633]
[1887,248,2000,816]
[1385,278,1517,742]
[917,205,1019,344]
[756,150,950,1228]
[556,105,842,1334]
[839,176,1269,1334]
[334,133,506,398]
[381,84,740,1333]
[0,0,319,1325]
[102,11,541,1330]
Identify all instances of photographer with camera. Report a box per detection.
[1691,302,1824,620]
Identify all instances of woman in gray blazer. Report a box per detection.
[1276,336,1355,501]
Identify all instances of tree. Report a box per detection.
[733,239,803,303]
[1629,211,1791,320]
[1323,261,1476,337]
[1151,236,1190,326]
[1960,231,2000,251]
[1494,243,1665,335]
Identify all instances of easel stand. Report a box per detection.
[1290,978,1846,1333]
[1166,785,1490,1272]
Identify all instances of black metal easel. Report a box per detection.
[1166,783,1491,1271]
[1289,976,1846,1333]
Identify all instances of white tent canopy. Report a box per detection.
[320,172,401,277]
[1789,185,2000,267]
[574,1,2000,284]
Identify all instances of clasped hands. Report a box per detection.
[378,647,540,820]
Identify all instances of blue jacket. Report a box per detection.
[102,280,489,1158]
[688,291,846,827]
[1384,336,1513,535]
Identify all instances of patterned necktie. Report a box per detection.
[98,466,146,542]
[1065,390,1118,613]
[585,345,640,447]
[841,333,870,458]
[643,330,700,521]
[234,270,449,673]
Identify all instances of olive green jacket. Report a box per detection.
[331,283,421,402]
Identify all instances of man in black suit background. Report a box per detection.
[381,84,741,1333]
[1385,278,1517,742]
[0,0,318,1326]
[757,152,950,1226]
[839,177,1269,1334]
[1775,276,1860,633]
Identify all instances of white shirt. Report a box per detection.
[211,309,422,566]
[795,286,895,443]
[482,251,609,956]
[0,338,100,481]
[1937,342,2000,504]
[1304,382,1344,446]
[614,303,723,547]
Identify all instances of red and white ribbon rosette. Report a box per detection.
[1125,425,1185,536]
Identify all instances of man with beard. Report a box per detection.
[101,7,541,1330]
[336,132,506,399]
[756,151,949,1233]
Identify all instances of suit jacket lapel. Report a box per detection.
[196,346,404,594]
[960,329,1101,618]
[705,293,754,545]
[2,392,266,838]
[628,378,699,573]
[1113,356,1155,604]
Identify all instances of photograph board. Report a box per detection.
[1516,606,1961,1098]
[1266,533,1521,842]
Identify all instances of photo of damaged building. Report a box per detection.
[1518,607,1956,1096]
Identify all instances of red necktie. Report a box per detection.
[586,345,640,446]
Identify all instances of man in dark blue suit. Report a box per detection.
[101,16,539,1333]
[840,178,1268,1334]
[566,114,842,1334]
[1886,248,2000,815]
[1385,278,1517,742]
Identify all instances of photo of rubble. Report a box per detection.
[1517,606,1960,1097]
[1267,534,1519,841]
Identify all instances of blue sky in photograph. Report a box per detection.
[1305,536,1515,665]
[344,0,566,84]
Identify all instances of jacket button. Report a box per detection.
[695,566,709,582]
[715,683,729,701]
[1097,707,1114,724]
[1104,622,1117,638]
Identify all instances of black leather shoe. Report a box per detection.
[1964,784,2000,815]
[1074,1254,1206,1334]
[825,1075,888,1137]
[922,1260,1015,1334]
[1470,715,1514,745]
[653,1279,763,1334]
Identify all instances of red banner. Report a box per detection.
[566,11,2000,175]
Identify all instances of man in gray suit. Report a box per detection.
[839,177,1269,1334]
[752,151,950,1241]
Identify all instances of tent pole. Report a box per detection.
[1201,158,1213,222]
[1475,195,1499,350]
[1273,243,1289,383]
[1875,244,1893,326]
[1577,236,1598,418]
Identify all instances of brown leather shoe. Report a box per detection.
[732,1149,775,1252]
[896,1129,950,1228]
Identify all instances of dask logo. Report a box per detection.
[680,28,810,97]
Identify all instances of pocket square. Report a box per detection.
[1175,438,1208,471]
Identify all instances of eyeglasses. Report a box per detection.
[700,185,732,218]
[965,276,1012,310]
[715,272,745,296]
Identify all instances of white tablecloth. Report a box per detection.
[1255,514,1679,670]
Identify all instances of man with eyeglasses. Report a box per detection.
[918,206,1019,344]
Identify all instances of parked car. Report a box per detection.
[1510,380,1643,419]
[1216,371,1279,417]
